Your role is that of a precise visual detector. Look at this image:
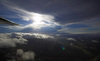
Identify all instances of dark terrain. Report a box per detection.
[0,34,100,61]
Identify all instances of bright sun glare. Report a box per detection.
[20,10,58,30]
[33,14,42,22]
[28,13,51,30]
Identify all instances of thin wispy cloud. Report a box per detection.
[0,0,59,30]
[0,0,100,34]
[58,27,100,34]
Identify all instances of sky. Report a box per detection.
[0,1,100,61]
[0,0,100,34]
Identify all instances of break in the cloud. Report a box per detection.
[0,0,100,34]
[0,33,28,47]
[57,23,100,34]
[0,0,100,25]
[0,0,59,30]
[75,18,100,28]
[58,27,100,34]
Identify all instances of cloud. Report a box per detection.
[0,33,64,61]
[1,0,100,25]
[16,49,35,61]
[14,33,54,39]
[42,0,100,24]
[8,49,35,61]
[56,18,100,34]
[58,27,100,34]
[0,33,28,47]
[1,0,100,34]
[75,18,100,28]
[0,1,59,30]
[67,38,77,41]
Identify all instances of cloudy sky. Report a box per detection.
[0,0,100,34]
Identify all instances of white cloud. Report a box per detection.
[0,33,28,47]
[0,32,55,48]
[67,38,77,41]
[15,33,54,39]
[1,0,59,30]
[18,9,59,30]
[16,49,35,61]
[4,8,59,30]
[9,49,35,61]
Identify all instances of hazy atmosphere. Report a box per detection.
[0,0,100,61]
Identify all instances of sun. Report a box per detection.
[30,21,46,29]
[28,13,50,29]
[33,13,42,22]
[22,12,57,30]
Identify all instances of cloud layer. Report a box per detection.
[0,32,56,48]
[0,0,100,25]
[0,0,100,34]
[0,33,27,47]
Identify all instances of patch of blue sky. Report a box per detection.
[65,24,90,29]
[87,28,100,31]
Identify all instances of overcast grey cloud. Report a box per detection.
[0,0,100,25]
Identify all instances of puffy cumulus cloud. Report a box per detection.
[0,33,28,47]
[0,0,100,25]
[0,32,55,44]
[17,49,35,61]
[0,32,57,41]
[13,33,54,39]
[9,49,35,61]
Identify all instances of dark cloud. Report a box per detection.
[1,0,100,24]
[45,0,100,24]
